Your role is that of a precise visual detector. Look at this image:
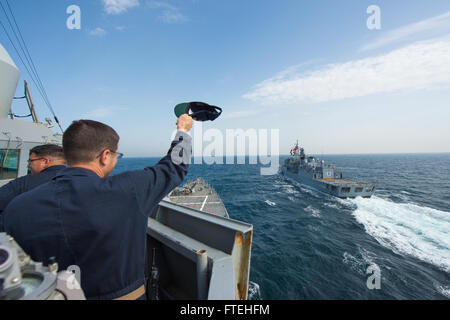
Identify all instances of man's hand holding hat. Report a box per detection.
[177,114,193,133]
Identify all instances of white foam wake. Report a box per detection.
[248,281,262,300]
[436,285,450,298]
[265,200,276,206]
[350,196,450,273]
[305,205,321,217]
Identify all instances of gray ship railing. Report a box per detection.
[146,199,253,300]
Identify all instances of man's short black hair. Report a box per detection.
[30,144,65,159]
[63,120,120,165]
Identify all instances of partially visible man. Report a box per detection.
[27,144,66,175]
[0,144,66,231]
[4,115,192,300]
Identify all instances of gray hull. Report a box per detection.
[281,167,375,199]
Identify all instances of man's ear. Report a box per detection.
[99,149,111,166]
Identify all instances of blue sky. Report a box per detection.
[1,0,450,156]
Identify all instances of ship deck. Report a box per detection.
[168,193,229,218]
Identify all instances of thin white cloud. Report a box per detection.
[147,0,188,23]
[83,106,128,118]
[361,11,450,52]
[147,0,177,11]
[159,10,187,23]
[243,38,450,105]
[222,109,262,120]
[102,0,140,15]
[89,27,107,37]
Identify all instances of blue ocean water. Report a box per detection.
[113,153,450,300]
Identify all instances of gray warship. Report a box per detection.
[280,141,375,199]
[0,42,252,300]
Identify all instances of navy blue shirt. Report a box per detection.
[0,165,66,231]
[4,132,191,299]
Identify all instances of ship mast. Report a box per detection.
[24,80,39,123]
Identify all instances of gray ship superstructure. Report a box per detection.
[280,141,375,199]
[0,44,62,188]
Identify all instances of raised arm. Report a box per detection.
[125,114,193,216]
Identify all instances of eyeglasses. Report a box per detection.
[114,151,124,159]
[96,150,124,159]
[27,158,44,164]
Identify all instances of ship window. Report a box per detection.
[0,149,20,180]
[331,186,337,191]
[366,187,374,192]
[341,187,351,193]
[355,187,363,193]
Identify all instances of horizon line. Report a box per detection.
[120,152,450,159]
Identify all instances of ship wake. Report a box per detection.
[349,196,450,273]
